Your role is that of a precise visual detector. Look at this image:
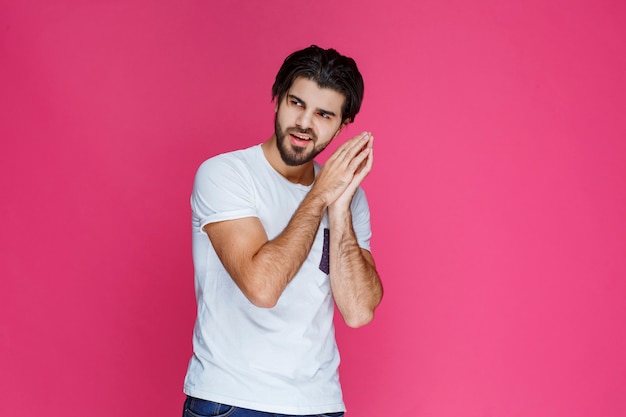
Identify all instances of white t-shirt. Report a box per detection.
[183,144,372,415]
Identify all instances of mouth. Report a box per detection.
[289,131,314,147]
[292,133,311,140]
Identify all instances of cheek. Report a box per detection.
[326,122,344,139]
[275,112,290,130]
[317,128,338,146]
[277,107,296,127]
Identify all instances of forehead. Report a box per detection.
[287,77,345,115]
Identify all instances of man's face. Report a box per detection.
[275,77,346,166]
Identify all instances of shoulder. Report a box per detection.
[191,146,263,207]
[196,145,262,178]
[352,186,368,205]
[350,186,370,217]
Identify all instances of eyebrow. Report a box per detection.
[288,94,337,117]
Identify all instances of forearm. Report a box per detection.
[245,190,327,306]
[329,207,383,327]
[209,133,374,308]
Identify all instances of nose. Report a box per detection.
[296,110,313,130]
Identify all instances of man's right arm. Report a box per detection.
[204,189,326,308]
[204,133,372,308]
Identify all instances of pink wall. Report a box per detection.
[1,1,625,416]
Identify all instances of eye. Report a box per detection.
[291,99,303,107]
[318,111,331,119]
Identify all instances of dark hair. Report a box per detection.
[271,45,364,124]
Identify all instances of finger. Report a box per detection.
[330,132,370,162]
[360,148,374,177]
[347,145,372,173]
[365,136,374,168]
[353,139,374,179]
[342,154,372,197]
[351,151,372,183]
[336,134,371,171]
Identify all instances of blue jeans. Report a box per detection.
[182,396,345,417]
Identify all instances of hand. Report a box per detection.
[313,132,373,208]
[330,134,374,212]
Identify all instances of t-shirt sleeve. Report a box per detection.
[191,155,258,231]
[350,187,372,252]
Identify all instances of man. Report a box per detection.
[183,45,383,417]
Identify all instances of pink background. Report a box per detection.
[1,1,625,416]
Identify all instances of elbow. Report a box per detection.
[347,292,383,328]
[242,284,281,309]
[342,292,382,328]
[248,294,279,309]
[344,309,375,328]
[233,271,283,309]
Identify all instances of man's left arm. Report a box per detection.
[327,134,383,328]
[328,207,383,328]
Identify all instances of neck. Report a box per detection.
[261,135,315,186]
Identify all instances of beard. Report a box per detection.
[274,115,330,166]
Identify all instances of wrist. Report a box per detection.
[305,188,330,212]
[328,204,352,224]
